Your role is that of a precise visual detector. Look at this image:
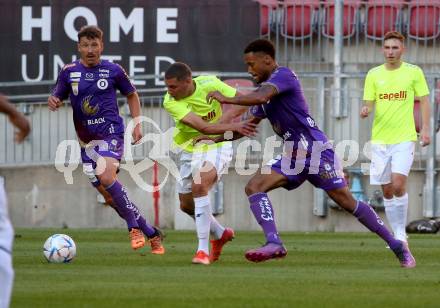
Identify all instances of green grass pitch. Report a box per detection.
[11,229,440,307]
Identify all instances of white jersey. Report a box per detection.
[0,176,13,252]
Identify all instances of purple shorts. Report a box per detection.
[80,135,124,169]
[269,149,347,191]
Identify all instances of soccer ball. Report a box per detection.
[43,234,76,263]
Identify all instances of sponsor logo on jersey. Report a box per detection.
[85,73,94,80]
[81,95,99,115]
[70,72,81,78]
[87,117,105,125]
[99,69,110,73]
[97,79,108,90]
[99,73,109,78]
[306,117,315,127]
[283,131,291,140]
[378,91,407,101]
[201,110,216,121]
[71,82,79,96]
[319,162,344,180]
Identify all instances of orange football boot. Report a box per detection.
[192,250,210,265]
[210,228,234,262]
[129,228,145,250]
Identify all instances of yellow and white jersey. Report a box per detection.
[363,62,429,144]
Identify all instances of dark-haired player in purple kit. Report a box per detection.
[48,25,164,254]
[205,39,416,268]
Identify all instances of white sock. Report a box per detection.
[209,214,225,240]
[188,213,224,239]
[194,196,211,254]
[383,197,399,238]
[394,193,409,242]
[0,250,14,308]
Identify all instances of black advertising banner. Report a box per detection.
[0,0,259,95]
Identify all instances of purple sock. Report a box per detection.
[353,201,400,250]
[109,204,124,219]
[131,202,157,238]
[249,192,282,245]
[105,181,139,230]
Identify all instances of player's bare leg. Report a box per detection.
[179,193,195,216]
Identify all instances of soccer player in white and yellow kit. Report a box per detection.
[361,31,431,244]
[163,62,254,264]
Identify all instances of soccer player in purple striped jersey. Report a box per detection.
[48,25,164,254]
[205,39,415,268]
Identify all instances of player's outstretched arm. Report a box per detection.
[207,84,276,106]
[193,117,262,145]
[181,112,257,137]
[47,95,63,111]
[418,95,431,146]
[0,94,31,143]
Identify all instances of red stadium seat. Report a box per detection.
[408,0,440,40]
[322,0,361,38]
[255,0,279,36]
[365,0,404,40]
[281,0,320,39]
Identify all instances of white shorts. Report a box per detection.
[0,177,14,254]
[177,143,233,194]
[370,142,415,185]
